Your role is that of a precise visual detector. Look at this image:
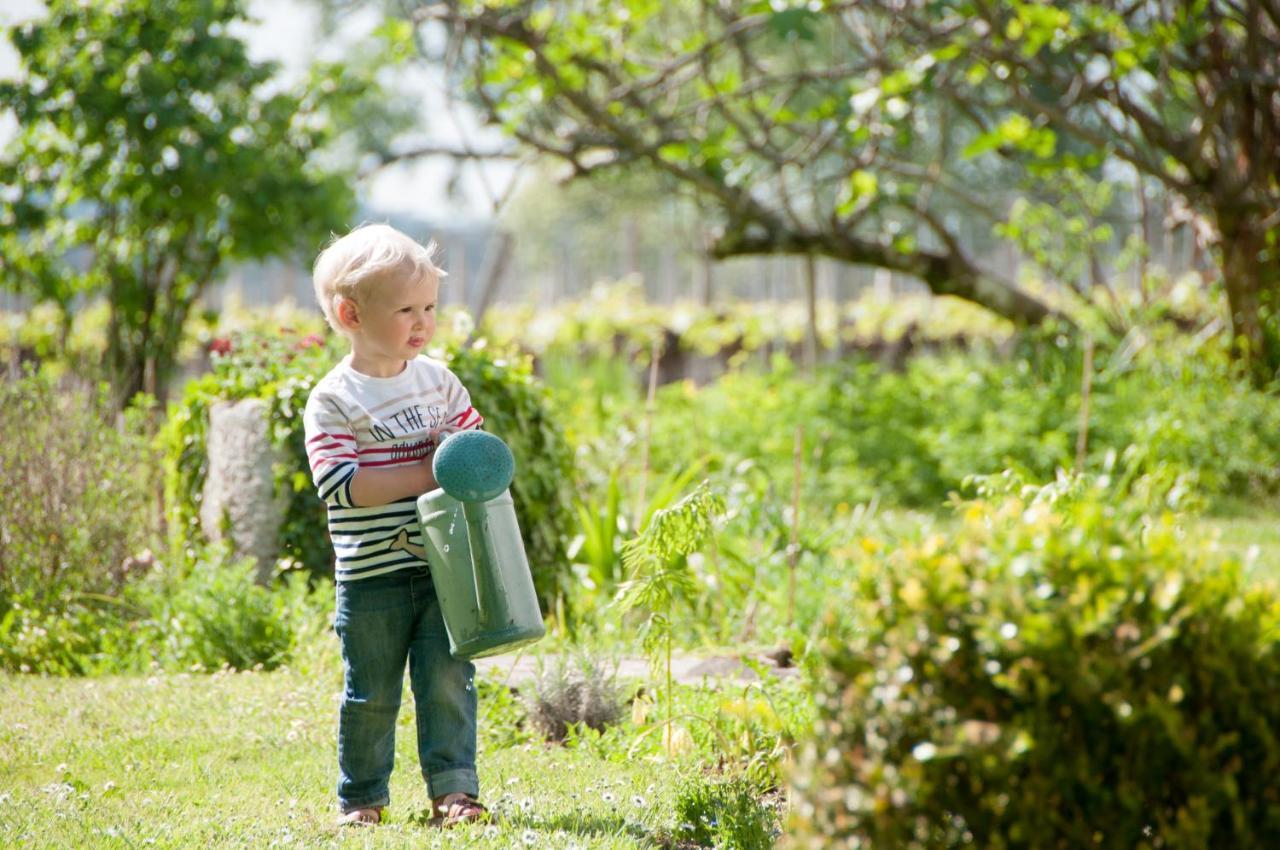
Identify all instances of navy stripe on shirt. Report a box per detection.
[332,522,421,539]
[328,498,417,522]
[320,467,355,502]
[316,463,350,488]
[339,555,428,578]
[338,546,427,569]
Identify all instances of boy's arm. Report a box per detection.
[348,459,438,508]
[439,369,485,439]
[306,389,441,509]
[353,366,480,506]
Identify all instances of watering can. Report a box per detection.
[416,430,545,659]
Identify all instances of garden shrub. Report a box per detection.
[525,651,625,742]
[159,329,574,609]
[0,543,330,675]
[789,471,1280,849]
[135,543,326,672]
[0,371,161,611]
[0,590,151,675]
[0,369,329,675]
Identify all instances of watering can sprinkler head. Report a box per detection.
[432,430,515,503]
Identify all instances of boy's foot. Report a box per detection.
[338,806,383,827]
[428,792,491,828]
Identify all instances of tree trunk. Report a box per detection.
[698,236,714,306]
[803,253,818,371]
[106,276,185,408]
[1219,214,1278,385]
[471,230,515,330]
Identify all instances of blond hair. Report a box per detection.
[312,223,446,334]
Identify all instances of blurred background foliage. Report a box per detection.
[4,1,1280,847]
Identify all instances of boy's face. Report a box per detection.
[349,273,439,366]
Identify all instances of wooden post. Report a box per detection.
[788,424,803,628]
[1075,337,1095,472]
[635,336,661,531]
[803,254,818,371]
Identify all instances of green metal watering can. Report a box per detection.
[416,430,545,659]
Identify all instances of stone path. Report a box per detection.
[473,651,798,687]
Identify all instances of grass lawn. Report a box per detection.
[1194,500,1280,583]
[0,661,723,849]
[6,503,1272,849]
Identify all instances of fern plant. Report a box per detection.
[613,481,726,755]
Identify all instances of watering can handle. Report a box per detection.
[461,501,490,622]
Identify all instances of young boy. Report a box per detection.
[303,223,489,827]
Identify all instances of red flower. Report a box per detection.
[295,333,324,350]
[209,337,232,356]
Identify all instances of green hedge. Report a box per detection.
[634,327,1280,514]
[159,330,575,610]
[789,471,1280,849]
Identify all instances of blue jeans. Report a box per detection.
[333,565,478,813]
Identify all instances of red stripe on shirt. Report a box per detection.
[447,407,475,426]
[307,432,356,445]
[311,457,357,474]
[309,442,352,454]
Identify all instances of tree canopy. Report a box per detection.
[0,0,364,402]
[409,0,1279,375]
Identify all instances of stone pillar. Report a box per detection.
[200,398,286,584]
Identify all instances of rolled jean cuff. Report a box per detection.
[426,767,479,800]
[339,794,389,814]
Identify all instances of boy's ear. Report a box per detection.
[335,296,360,330]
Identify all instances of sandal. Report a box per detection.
[339,806,383,826]
[428,792,491,828]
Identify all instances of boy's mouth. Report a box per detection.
[408,337,425,348]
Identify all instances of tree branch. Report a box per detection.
[712,221,1061,325]
[358,142,517,177]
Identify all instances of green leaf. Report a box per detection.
[851,170,878,199]
[768,9,819,41]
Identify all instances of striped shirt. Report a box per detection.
[302,354,484,582]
